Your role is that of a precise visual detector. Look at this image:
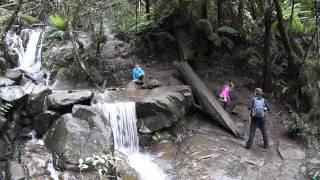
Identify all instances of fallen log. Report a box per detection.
[175,61,240,136]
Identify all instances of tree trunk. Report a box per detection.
[146,0,150,20]
[248,0,257,20]
[273,0,298,78]
[201,0,208,19]
[238,0,244,32]
[217,0,222,26]
[175,61,240,136]
[262,1,273,92]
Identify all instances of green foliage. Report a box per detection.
[45,27,66,40]
[0,8,36,24]
[217,26,238,35]
[151,131,171,141]
[0,99,12,127]
[92,32,106,44]
[196,20,235,50]
[197,19,213,35]
[48,13,68,31]
[278,0,315,34]
[0,58,7,75]
[207,33,221,46]
[79,154,119,177]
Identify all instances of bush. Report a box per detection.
[48,13,68,31]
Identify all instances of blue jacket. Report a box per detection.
[132,67,145,80]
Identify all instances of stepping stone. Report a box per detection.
[278,139,305,160]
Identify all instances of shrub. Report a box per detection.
[48,13,68,31]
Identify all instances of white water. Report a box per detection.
[93,101,167,180]
[5,29,43,73]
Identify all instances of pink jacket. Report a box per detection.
[219,86,231,102]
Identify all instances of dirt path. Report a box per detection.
[142,61,309,179]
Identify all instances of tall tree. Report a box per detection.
[217,0,222,26]
[238,0,244,32]
[201,0,208,19]
[273,0,298,78]
[262,0,273,92]
[146,0,150,20]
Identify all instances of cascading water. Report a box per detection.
[6,29,43,73]
[93,101,167,180]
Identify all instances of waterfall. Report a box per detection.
[5,29,43,73]
[93,101,167,180]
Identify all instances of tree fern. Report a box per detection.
[0,99,12,129]
[48,13,69,31]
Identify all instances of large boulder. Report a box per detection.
[5,69,22,82]
[44,32,92,68]
[114,151,138,180]
[19,143,53,180]
[33,111,60,137]
[26,85,52,116]
[0,77,15,87]
[47,90,93,112]
[45,105,113,167]
[0,86,28,104]
[98,86,193,133]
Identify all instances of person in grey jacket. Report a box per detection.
[245,88,271,150]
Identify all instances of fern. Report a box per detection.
[48,13,68,31]
[0,99,12,128]
[207,33,222,46]
[217,26,238,35]
[197,19,213,35]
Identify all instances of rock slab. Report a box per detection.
[278,139,306,160]
[99,86,193,133]
[48,90,93,110]
[45,105,113,166]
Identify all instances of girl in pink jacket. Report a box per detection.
[219,81,234,110]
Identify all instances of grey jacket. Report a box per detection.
[248,96,271,116]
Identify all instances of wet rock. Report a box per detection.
[59,171,103,180]
[26,85,52,116]
[139,134,152,146]
[7,51,19,67]
[307,153,320,179]
[72,104,98,120]
[21,117,32,126]
[4,121,22,142]
[136,86,192,133]
[20,143,54,180]
[44,33,92,68]
[47,90,93,111]
[34,111,61,137]
[6,161,26,180]
[114,151,139,180]
[0,117,8,129]
[103,86,193,133]
[5,69,22,82]
[0,137,9,159]
[44,42,73,67]
[45,111,113,166]
[146,79,160,89]
[0,77,15,87]
[126,81,140,90]
[278,139,305,160]
[0,86,28,103]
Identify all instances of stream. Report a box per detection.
[0,22,313,180]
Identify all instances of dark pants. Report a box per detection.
[246,117,269,149]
